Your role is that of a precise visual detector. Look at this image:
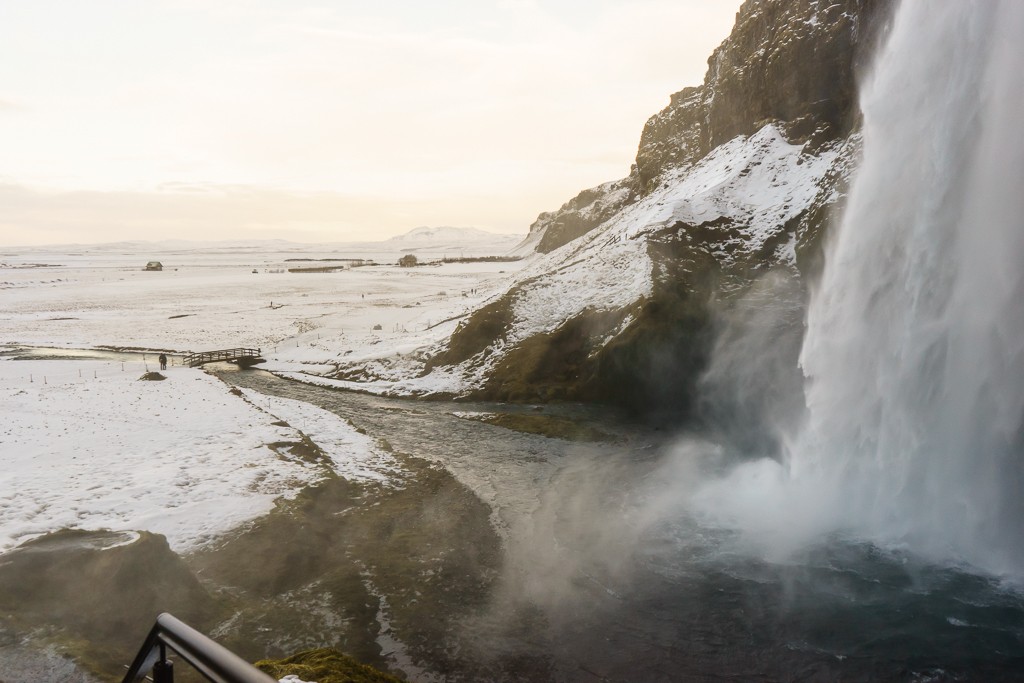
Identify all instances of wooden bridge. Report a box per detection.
[183,347,264,368]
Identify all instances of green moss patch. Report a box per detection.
[471,412,613,442]
[267,434,330,466]
[257,647,403,683]
[425,295,515,370]
[480,306,633,403]
[189,455,503,678]
[0,529,219,679]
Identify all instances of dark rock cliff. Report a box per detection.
[638,0,890,189]
[361,0,896,431]
[531,0,891,255]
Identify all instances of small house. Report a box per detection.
[144,261,163,271]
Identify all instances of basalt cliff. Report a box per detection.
[344,0,894,433]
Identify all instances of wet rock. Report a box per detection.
[189,459,512,679]
[0,529,216,676]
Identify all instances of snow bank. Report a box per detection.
[0,357,385,552]
[377,124,842,396]
[240,389,401,483]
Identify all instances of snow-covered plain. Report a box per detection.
[0,230,525,553]
[0,232,527,369]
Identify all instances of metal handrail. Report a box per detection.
[121,613,276,683]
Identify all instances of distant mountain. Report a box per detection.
[385,226,524,245]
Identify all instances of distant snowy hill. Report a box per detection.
[386,226,522,244]
[382,226,526,255]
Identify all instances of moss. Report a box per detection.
[479,306,633,404]
[256,648,403,683]
[474,412,613,443]
[0,529,220,680]
[189,455,502,678]
[425,296,515,371]
[139,371,166,381]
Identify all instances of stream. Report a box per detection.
[2,350,1023,682]
[215,368,1024,682]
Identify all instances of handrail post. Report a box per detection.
[154,643,174,683]
[121,613,276,683]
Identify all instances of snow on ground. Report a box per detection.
[523,124,835,317]
[239,389,401,483]
[0,237,529,374]
[0,229,525,552]
[368,124,844,395]
[0,357,390,553]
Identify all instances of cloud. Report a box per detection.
[0,98,26,113]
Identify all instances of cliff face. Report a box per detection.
[342,0,895,428]
[640,0,888,186]
[531,0,889,255]
[528,177,639,255]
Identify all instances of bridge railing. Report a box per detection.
[121,612,275,683]
[183,348,262,368]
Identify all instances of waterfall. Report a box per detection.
[695,0,1024,579]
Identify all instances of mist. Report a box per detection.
[475,4,1024,669]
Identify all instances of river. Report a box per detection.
[212,367,1024,682]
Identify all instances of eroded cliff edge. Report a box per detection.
[340,0,895,432]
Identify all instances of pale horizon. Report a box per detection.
[0,0,742,247]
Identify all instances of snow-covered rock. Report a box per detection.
[344,0,891,419]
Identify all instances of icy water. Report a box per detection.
[219,368,1024,682]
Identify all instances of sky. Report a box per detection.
[0,0,743,246]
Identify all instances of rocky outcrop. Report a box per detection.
[638,0,889,191]
[434,125,852,421]
[0,529,217,677]
[528,177,640,254]
[532,0,890,255]
[341,0,894,426]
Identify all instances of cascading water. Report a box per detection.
[796,0,1024,576]
[696,0,1024,580]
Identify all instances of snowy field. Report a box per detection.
[0,232,527,372]
[0,357,329,552]
[0,231,526,553]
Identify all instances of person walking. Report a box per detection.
[159,353,167,371]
